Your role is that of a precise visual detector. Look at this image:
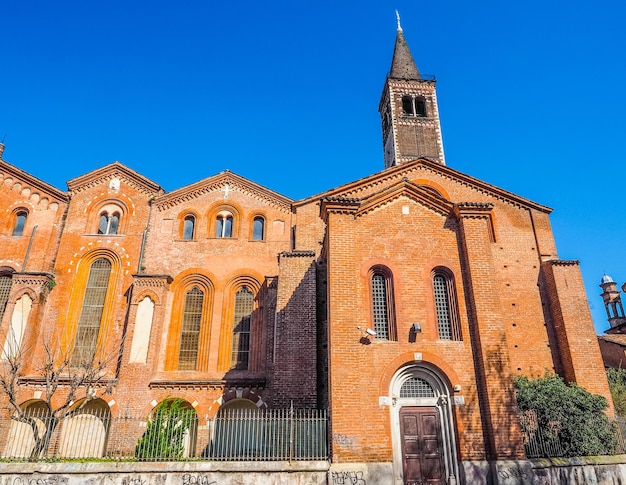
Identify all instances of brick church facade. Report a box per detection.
[0,22,612,485]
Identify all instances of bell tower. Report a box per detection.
[379,13,446,168]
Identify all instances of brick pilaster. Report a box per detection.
[454,202,525,460]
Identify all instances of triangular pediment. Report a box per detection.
[0,159,68,204]
[298,158,551,214]
[153,171,293,213]
[357,178,453,217]
[67,161,163,197]
[320,178,453,220]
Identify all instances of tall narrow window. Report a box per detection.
[252,217,264,241]
[72,258,111,366]
[178,286,204,370]
[433,270,461,341]
[231,286,253,369]
[0,275,12,324]
[98,212,120,235]
[216,212,233,238]
[183,215,195,240]
[371,269,395,340]
[402,95,414,115]
[12,212,27,237]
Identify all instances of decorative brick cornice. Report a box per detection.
[12,272,55,288]
[279,251,315,259]
[357,178,452,217]
[295,158,551,214]
[0,160,68,206]
[132,274,174,287]
[453,202,494,219]
[153,171,293,212]
[544,259,580,267]
[149,378,266,391]
[320,196,360,218]
[67,161,163,197]
[18,377,117,388]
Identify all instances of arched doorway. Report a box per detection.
[390,364,459,485]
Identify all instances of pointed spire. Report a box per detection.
[389,12,421,81]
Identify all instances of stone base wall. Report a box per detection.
[3,458,626,485]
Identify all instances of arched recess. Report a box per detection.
[389,363,460,485]
[58,399,111,458]
[1,291,33,360]
[136,398,198,459]
[63,249,122,363]
[3,400,49,459]
[165,272,214,371]
[211,398,260,459]
[129,295,155,364]
[217,274,262,371]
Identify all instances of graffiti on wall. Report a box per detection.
[330,471,366,485]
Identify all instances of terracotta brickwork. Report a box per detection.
[0,24,614,483]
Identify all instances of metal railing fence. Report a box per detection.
[0,406,328,462]
[519,410,626,459]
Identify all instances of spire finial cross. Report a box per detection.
[396,10,402,31]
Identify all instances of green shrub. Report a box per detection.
[135,399,195,460]
[514,373,617,457]
[607,368,626,417]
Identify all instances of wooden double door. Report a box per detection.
[400,406,445,485]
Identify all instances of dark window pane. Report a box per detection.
[183,216,195,240]
[252,217,264,241]
[12,212,27,236]
[98,214,109,234]
[224,216,233,238]
[402,95,414,115]
[109,213,120,234]
[215,217,223,238]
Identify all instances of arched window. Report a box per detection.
[252,216,264,241]
[231,286,253,369]
[402,95,427,117]
[72,258,112,366]
[183,215,195,241]
[12,211,27,237]
[0,274,13,324]
[98,212,120,235]
[433,270,461,341]
[215,212,233,238]
[370,267,395,341]
[178,286,204,370]
[402,95,414,115]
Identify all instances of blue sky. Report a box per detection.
[2,1,625,333]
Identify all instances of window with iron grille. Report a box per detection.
[400,377,435,398]
[433,271,461,341]
[372,272,391,340]
[72,258,111,366]
[178,286,203,370]
[231,286,253,369]
[12,211,27,237]
[0,275,12,324]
